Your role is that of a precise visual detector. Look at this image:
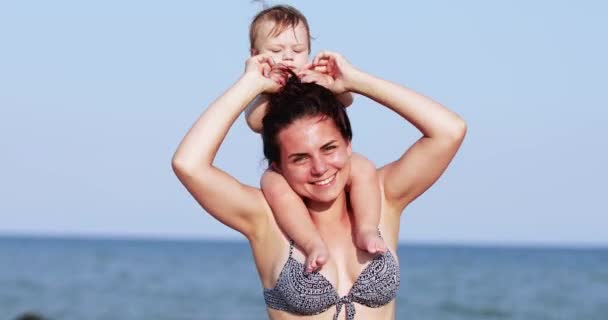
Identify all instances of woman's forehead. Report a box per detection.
[277,117,342,150]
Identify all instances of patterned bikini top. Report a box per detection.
[263,240,400,320]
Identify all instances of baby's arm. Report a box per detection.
[244,94,269,133]
[349,153,380,226]
[349,153,387,253]
[261,169,328,271]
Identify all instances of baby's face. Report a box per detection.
[252,21,309,70]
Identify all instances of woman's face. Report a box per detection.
[276,116,352,204]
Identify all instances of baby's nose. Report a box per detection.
[282,51,294,61]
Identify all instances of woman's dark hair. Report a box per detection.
[262,71,352,165]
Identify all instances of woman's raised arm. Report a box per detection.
[172,55,284,239]
[312,51,467,213]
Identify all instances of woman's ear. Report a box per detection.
[346,141,352,157]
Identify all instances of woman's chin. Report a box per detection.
[306,188,345,206]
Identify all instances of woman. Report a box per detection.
[172,51,466,319]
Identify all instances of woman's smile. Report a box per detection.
[311,173,336,186]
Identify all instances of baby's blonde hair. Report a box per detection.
[249,5,311,52]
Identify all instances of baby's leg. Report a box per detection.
[349,153,387,254]
[261,169,328,272]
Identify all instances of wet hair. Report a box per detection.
[262,70,352,165]
[249,4,311,52]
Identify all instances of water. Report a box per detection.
[1,236,606,320]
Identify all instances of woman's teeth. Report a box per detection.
[314,174,335,186]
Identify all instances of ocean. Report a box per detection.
[1,236,606,320]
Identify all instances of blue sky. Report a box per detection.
[1,1,606,246]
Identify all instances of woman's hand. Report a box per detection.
[296,68,336,91]
[244,54,287,94]
[304,51,361,94]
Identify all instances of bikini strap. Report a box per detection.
[288,240,295,258]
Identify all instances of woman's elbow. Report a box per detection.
[171,154,197,179]
[442,116,467,144]
[452,117,467,141]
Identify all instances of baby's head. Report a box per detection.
[249,5,311,70]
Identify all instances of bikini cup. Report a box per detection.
[263,239,400,320]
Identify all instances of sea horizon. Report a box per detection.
[1,231,606,250]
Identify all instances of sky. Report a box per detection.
[1,1,606,246]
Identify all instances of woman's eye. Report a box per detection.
[323,146,336,152]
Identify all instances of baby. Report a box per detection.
[246,5,386,272]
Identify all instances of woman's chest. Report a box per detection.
[286,243,390,293]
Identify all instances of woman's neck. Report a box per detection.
[306,191,351,231]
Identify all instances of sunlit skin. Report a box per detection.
[171,47,467,319]
[275,116,352,207]
[251,21,309,70]
[248,19,384,273]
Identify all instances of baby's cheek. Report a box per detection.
[294,54,309,67]
[270,53,282,63]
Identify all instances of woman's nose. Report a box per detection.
[310,157,327,176]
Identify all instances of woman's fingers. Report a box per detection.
[255,54,275,65]
[302,62,314,70]
[314,57,330,65]
[245,53,275,77]
[298,70,316,83]
[310,52,343,77]
[313,50,338,66]
[244,54,290,92]
[261,63,271,77]
[270,65,293,87]
[311,65,328,73]
[299,70,319,84]
[270,70,287,86]
[299,70,334,90]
